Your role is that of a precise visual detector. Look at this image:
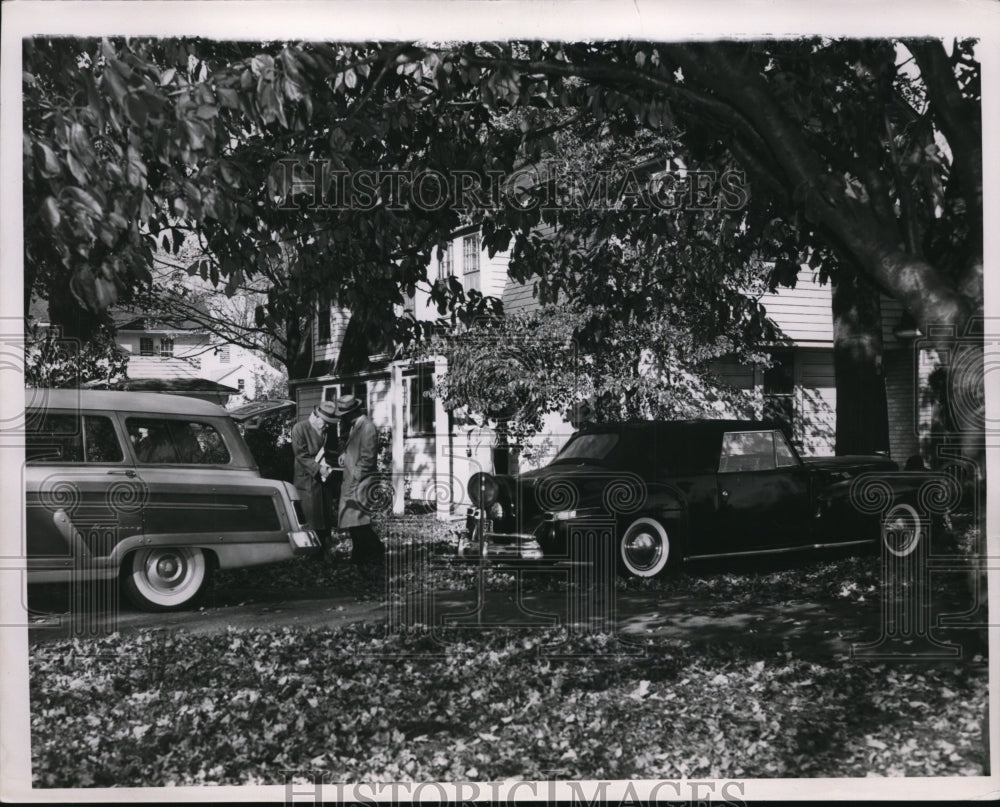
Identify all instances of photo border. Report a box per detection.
[2,0,998,801]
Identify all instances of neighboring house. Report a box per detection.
[113,315,285,407]
[292,224,928,518]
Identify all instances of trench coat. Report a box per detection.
[338,414,378,529]
[290,418,333,532]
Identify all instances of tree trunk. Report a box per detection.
[831,272,890,456]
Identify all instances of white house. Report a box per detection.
[291,225,925,519]
[114,314,285,407]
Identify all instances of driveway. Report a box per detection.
[29,578,956,660]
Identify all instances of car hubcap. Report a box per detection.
[153,554,184,585]
[144,550,192,590]
[883,504,921,557]
[625,530,662,571]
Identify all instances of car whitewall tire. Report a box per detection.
[122,547,210,611]
[619,517,671,578]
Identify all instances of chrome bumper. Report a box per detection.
[458,532,544,560]
[288,529,322,554]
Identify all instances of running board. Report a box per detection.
[686,538,875,562]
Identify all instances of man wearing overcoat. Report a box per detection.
[291,401,337,551]
[332,394,385,566]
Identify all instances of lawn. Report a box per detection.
[30,625,987,786]
[28,515,989,786]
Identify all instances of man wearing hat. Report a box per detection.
[291,401,338,552]
[333,394,385,566]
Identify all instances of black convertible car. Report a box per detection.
[464,420,907,577]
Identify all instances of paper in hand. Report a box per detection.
[316,446,331,481]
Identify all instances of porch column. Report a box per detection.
[390,361,405,515]
[433,355,450,521]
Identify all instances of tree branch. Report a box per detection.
[905,40,982,222]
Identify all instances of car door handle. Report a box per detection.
[107,469,137,478]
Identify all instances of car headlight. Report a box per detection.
[551,509,577,521]
[468,472,499,508]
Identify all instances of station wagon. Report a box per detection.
[24,390,321,610]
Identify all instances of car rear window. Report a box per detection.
[26,414,123,464]
[125,418,231,465]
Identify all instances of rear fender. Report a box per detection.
[821,470,963,535]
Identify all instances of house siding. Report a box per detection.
[758,270,833,344]
[297,385,322,421]
[710,360,756,391]
[796,347,837,456]
[884,347,919,463]
[880,294,907,350]
[314,306,350,364]
[404,435,437,500]
[501,276,542,316]
[368,376,392,429]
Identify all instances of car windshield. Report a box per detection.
[552,432,620,463]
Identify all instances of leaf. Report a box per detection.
[216,87,240,109]
[628,679,651,700]
[34,141,62,178]
[183,119,206,150]
[65,187,103,217]
[66,153,88,184]
[40,196,61,230]
[125,94,149,127]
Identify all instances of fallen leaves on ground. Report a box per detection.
[30,624,987,787]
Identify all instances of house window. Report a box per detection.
[438,242,454,280]
[763,349,795,437]
[219,345,231,364]
[139,337,154,357]
[405,371,436,435]
[317,304,332,343]
[158,337,174,357]
[462,233,481,292]
[237,378,246,393]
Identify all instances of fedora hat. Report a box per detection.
[313,401,338,424]
[332,394,363,418]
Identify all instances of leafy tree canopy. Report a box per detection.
[24,37,982,461]
[25,37,981,339]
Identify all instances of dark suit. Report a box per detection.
[338,413,384,565]
[290,418,333,538]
